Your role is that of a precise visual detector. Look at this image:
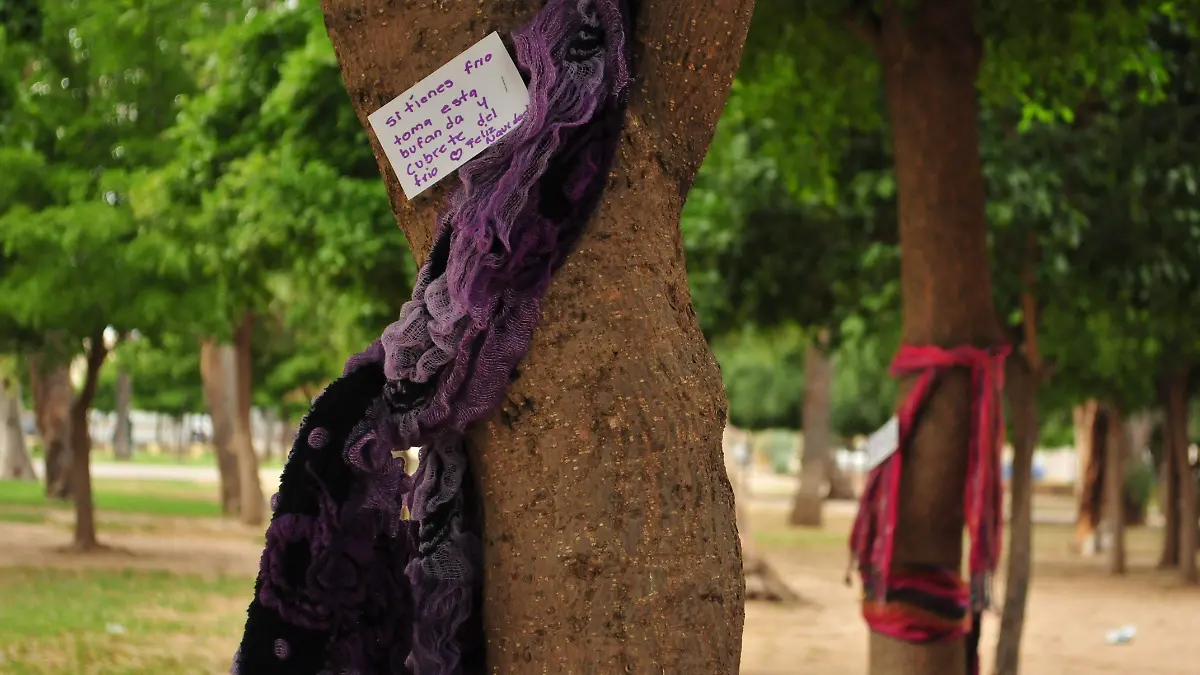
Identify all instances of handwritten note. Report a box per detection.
[864,416,899,472]
[368,32,531,200]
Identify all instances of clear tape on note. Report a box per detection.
[864,416,899,472]
[367,32,531,200]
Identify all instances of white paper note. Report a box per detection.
[367,32,531,200]
[864,415,900,471]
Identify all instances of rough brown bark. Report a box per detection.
[201,339,241,516]
[1105,406,1127,575]
[68,329,108,550]
[1164,366,1198,584]
[0,376,37,480]
[322,0,755,671]
[791,330,833,527]
[994,353,1037,675]
[868,0,1002,672]
[113,368,133,460]
[233,312,265,526]
[29,355,74,500]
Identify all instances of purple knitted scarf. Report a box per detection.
[232,1,630,674]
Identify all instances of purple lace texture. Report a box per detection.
[233,1,631,674]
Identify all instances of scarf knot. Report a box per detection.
[850,343,1010,655]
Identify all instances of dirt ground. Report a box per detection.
[1,501,1197,675]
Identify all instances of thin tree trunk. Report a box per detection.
[29,356,74,500]
[113,368,133,460]
[865,1,1002,673]
[1106,406,1127,575]
[69,330,108,551]
[262,408,275,463]
[0,376,37,480]
[994,353,1037,675]
[1072,401,1098,506]
[323,1,755,670]
[994,264,1041,675]
[1158,427,1181,567]
[232,312,264,526]
[1157,382,1180,568]
[201,339,241,516]
[1164,366,1198,583]
[1076,406,1107,555]
[791,329,833,527]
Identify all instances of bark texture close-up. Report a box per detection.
[321,0,756,672]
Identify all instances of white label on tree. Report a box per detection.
[864,415,900,472]
[367,32,531,200]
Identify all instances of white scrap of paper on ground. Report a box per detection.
[367,32,531,200]
[864,415,900,472]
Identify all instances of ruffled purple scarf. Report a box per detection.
[231,2,631,673]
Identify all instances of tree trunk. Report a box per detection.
[232,312,264,526]
[29,356,74,500]
[262,408,275,463]
[69,330,108,551]
[1106,406,1127,575]
[201,339,241,516]
[1156,385,1180,568]
[1164,366,1198,583]
[994,354,1037,675]
[322,1,755,670]
[113,368,133,460]
[872,1,1001,673]
[1072,401,1098,505]
[0,376,37,480]
[1076,406,1107,555]
[1158,426,1181,567]
[790,330,834,527]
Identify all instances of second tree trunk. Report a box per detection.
[874,1,1002,673]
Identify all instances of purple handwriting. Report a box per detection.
[402,106,529,186]
[463,52,493,75]
[383,79,454,127]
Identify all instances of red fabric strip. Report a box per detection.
[850,343,1010,650]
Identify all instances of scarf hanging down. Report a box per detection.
[849,344,1009,668]
[231,2,631,674]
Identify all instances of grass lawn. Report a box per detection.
[0,479,222,519]
[0,567,250,674]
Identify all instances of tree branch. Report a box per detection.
[76,327,109,412]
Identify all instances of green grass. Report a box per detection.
[0,479,222,519]
[0,509,47,525]
[90,448,286,469]
[0,567,251,674]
